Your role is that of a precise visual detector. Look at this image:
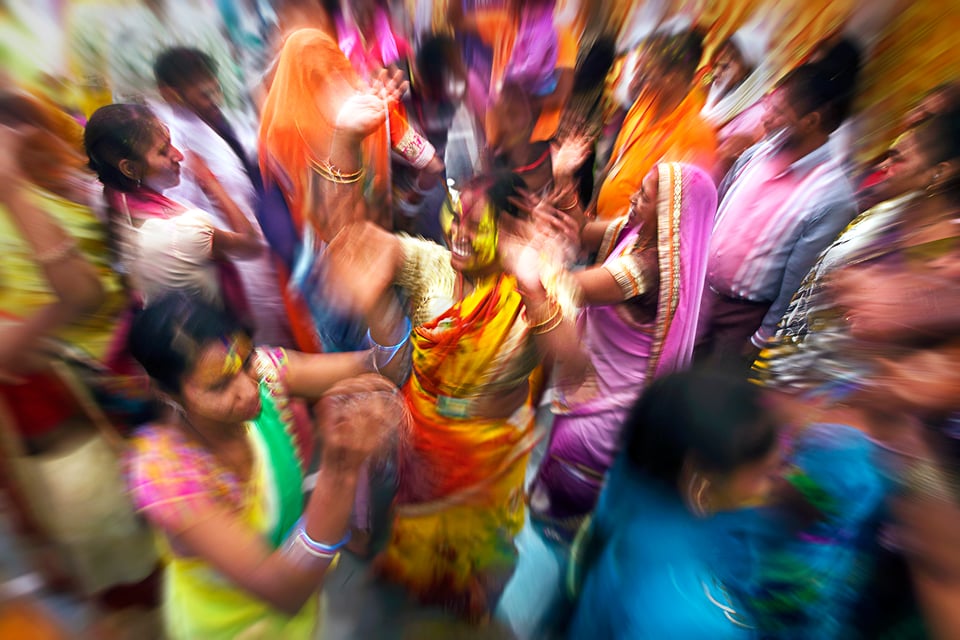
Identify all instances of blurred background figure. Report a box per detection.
[150,47,294,348]
[568,369,781,638]
[0,87,159,632]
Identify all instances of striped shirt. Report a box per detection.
[708,135,855,346]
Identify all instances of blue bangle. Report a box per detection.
[298,520,352,555]
[367,316,412,371]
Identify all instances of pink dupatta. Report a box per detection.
[570,162,717,415]
[335,7,401,79]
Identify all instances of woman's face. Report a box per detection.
[140,125,184,192]
[179,334,262,426]
[440,186,500,275]
[874,131,932,201]
[628,169,659,227]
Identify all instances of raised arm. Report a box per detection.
[188,152,264,259]
[0,132,104,377]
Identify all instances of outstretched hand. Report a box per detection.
[551,131,595,179]
[498,216,547,296]
[509,187,581,264]
[335,69,408,141]
[318,373,408,472]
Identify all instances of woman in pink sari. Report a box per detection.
[528,161,718,536]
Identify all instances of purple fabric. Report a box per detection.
[503,5,558,95]
[531,163,718,524]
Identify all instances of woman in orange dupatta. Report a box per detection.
[323,169,584,622]
[258,28,442,351]
[595,28,716,220]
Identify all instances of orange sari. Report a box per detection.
[595,88,716,220]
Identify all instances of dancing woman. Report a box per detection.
[528,161,718,536]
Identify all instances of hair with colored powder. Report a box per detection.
[128,292,250,395]
[622,368,778,495]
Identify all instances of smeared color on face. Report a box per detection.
[441,187,499,272]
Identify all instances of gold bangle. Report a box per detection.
[556,197,579,212]
[35,237,78,265]
[309,157,365,185]
[531,311,565,335]
[526,298,561,330]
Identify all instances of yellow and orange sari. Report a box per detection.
[377,242,540,619]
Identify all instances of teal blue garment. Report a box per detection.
[729,423,890,639]
[569,461,755,639]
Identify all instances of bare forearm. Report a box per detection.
[365,293,411,386]
[3,184,103,312]
[285,350,373,399]
[201,184,263,258]
[315,132,366,239]
[222,467,360,614]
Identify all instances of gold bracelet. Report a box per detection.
[531,310,565,335]
[556,197,579,212]
[35,237,78,265]
[308,157,365,185]
[526,298,561,330]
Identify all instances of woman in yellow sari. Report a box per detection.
[324,167,584,621]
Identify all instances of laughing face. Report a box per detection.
[440,186,500,275]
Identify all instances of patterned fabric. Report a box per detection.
[730,423,889,638]
[754,192,916,390]
[126,348,316,639]
[707,135,856,345]
[377,266,541,619]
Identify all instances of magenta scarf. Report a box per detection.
[104,186,255,329]
[335,7,400,79]
[504,4,558,95]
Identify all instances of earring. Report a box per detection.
[927,172,943,196]
[688,474,711,517]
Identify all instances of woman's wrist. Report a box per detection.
[317,453,365,480]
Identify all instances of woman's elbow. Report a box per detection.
[236,239,265,260]
[63,266,106,315]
